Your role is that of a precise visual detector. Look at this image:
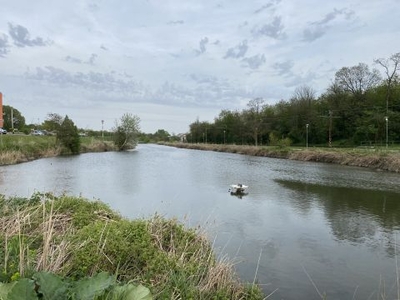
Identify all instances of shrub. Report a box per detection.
[57,115,81,154]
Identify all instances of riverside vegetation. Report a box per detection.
[0,193,264,300]
[0,134,116,166]
[161,142,400,173]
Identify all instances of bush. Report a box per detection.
[57,115,80,154]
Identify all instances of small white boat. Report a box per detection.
[229,184,248,195]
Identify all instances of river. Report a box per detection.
[1,144,400,299]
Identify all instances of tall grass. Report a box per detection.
[0,194,264,299]
[161,142,400,173]
[0,135,116,165]
[0,135,60,165]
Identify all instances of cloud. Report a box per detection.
[254,0,281,14]
[224,40,248,59]
[87,53,97,65]
[196,37,209,55]
[167,20,184,25]
[155,78,249,108]
[65,56,83,64]
[0,34,10,57]
[24,66,144,95]
[313,8,355,26]
[8,23,51,47]
[273,60,294,76]
[302,27,327,42]
[252,16,286,39]
[242,54,266,69]
[302,8,355,42]
[284,71,318,88]
[65,54,98,65]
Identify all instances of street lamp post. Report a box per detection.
[101,120,104,139]
[306,124,309,149]
[223,130,226,144]
[385,116,388,149]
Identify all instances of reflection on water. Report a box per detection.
[276,179,400,257]
[1,144,400,300]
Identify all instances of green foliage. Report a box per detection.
[50,196,121,228]
[33,272,69,300]
[268,132,292,148]
[67,219,158,279]
[2,105,26,131]
[186,54,400,147]
[0,271,152,300]
[113,113,140,151]
[57,115,81,154]
[0,195,263,299]
[0,135,57,154]
[42,113,63,133]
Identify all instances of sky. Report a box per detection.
[0,0,399,134]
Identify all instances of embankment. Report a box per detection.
[161,143,400,173]
[0,194,263,299]
[0,135,116,166]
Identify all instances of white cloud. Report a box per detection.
[0,0,399,133]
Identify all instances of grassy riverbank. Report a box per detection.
[0,135,116,165]
[0,194,263,299]
[161,142,400,173]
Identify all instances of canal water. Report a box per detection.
[1,144,400,299]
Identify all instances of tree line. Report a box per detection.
[1,109,140,153]
[188,53,400,147]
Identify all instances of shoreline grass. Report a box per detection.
[0,193,264,299]
[0,135,116,166]
[160,142,400,173]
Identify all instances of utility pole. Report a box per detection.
[385,116,388,149]
[11,108,14,131]
[319,110,339,148]
[329,110,332,148]
[306,124,309,148]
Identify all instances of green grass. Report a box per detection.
[0,134,116,165]
[0,194,264,299]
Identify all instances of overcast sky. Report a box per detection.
[1,0,399,133]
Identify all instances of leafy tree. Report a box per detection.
[244,98,265,146]
[152,129,170,142]
[2,105,25,131]
[113,113,140,150]
[57,115,80,154]
[42,112,63,133]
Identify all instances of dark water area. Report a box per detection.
[1,144,400,299]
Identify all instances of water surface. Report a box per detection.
[1,144,400,299]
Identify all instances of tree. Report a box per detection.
[57,115,80,154]
[42,113,63,133]
[114,113,140,150]
[334,63,381,97]
[152,129,170,142]
[2,105,26,131]
[244,98,265,146]
[374,52,400,114]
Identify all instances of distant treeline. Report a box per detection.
[188,54,400,147]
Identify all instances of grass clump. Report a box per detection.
[0,193,263,299]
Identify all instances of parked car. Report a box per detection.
[0,128,7,134]
[31,130,44,136]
